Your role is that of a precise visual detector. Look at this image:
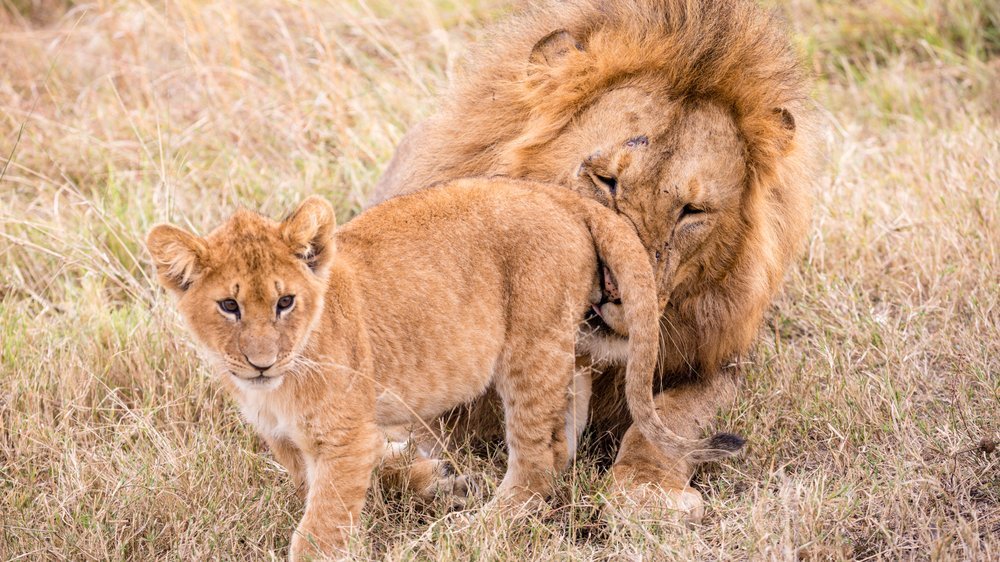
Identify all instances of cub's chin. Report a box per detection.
[577,304,630,366]
[230,372,285,392]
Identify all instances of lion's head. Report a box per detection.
[553,91,762,306]
[373,0,818,372]
[146,197,336,391]
[563,93,756,347]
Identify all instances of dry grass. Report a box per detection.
[1,0,997,559]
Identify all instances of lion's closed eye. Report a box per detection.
[679,204,705,219]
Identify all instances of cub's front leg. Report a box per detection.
[290,423,381,561]
[263,436,308,499]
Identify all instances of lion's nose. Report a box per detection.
[244,353,276,372]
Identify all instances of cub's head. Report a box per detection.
[147,196,336,391]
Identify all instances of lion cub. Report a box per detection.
[147,177,730,559]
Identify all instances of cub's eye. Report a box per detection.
[276,295,295,313]
[679,204,706,220]
[218,299,240,317]
[654,251,662,262]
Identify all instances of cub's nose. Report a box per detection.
[244,353,276,372]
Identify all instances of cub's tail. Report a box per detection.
[580,201,745,466]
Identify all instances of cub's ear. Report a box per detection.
[528,29,583,74]
[281,196,337,277]
[146,224,207,295]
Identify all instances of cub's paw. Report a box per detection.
[603,482,706,526]
[289,525,351,562]
[413,459,481,511]
[471,489,552,531]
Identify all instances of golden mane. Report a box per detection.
[436,0,814,183]
[412,0,819,367]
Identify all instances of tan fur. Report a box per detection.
[372,0,818,519]
[147,178,730,558]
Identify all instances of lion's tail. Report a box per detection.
[581,202,745,465]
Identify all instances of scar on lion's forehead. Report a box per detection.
[625,135,648,148]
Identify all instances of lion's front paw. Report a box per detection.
[663,486,705,523]
[603,482,706,526]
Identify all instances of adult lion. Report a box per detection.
[370,0,817,519]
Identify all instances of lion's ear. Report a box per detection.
[281,196,337,277]
[773,107,796,152]
[528,29,583,73]
[146,224,208,295]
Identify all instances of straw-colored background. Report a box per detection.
[1,1,997,559]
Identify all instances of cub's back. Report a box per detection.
[338,178,599,338]
[340,178,597,285]
[336,178,601,405]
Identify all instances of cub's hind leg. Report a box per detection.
[491,331,576,506]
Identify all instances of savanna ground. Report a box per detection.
[1,0,997,559]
